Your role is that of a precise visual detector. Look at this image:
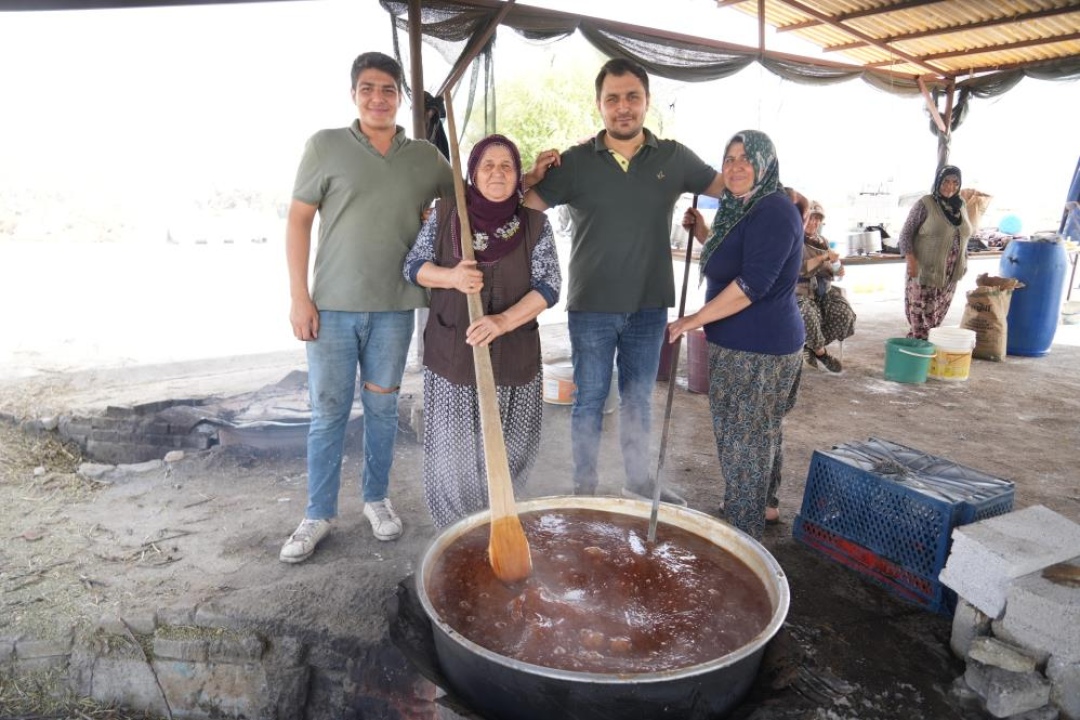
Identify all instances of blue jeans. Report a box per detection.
[304,310,413,519]
[568,308,666,493]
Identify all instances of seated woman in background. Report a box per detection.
[798,201,856,373]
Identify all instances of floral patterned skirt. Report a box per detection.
[421,369,542,530]
[707,344,802,540]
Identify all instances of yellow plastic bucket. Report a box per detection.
[928,327,976,382]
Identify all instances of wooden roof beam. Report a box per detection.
[772,0,946,75]
[778,0,945,33]
[434,0,516,98]
[822,5,1080,51]
[918,31,1080,61]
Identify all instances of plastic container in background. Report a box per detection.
[1063,301,1080,325]
[542,360,618,413]
[998,235,1069,356]
[687,329,709,394]
[883,338,936,383]
[656,337,673,381]
[927,327,976,381]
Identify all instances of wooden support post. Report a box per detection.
[408,0,425,140]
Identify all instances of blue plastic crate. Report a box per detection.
[796,438,1014,613]
[793,515,954,613]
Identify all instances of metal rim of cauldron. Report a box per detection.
[416,494,790,686]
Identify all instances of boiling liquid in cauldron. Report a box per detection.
[427,508,772,674]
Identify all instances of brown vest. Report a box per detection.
[423,199,546,386]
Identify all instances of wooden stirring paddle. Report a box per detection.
[442,91,532,583]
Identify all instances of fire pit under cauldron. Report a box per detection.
[416,496,790,720]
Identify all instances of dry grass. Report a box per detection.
[0,671,164,719]
[0,423,166,719]
[0,419,84,483]
[1,421,103,640]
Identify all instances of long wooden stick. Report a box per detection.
[442,90,532,583]
[648,195,699,543]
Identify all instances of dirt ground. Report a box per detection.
[2,293,1079,719]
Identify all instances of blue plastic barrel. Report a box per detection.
[998,237,1069,356]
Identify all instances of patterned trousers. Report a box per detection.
[707,344,802,540]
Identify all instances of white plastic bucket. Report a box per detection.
[542,361,617,413]
[928,327,976,381]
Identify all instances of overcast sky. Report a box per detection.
[1,0,1076,234]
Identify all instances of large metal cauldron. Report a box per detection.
[416,496,790,720]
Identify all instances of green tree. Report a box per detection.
[489,63,599,165]
[457,50,674,167]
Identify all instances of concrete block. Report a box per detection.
[122,611,158,636]
[208,631,265,663]
[986,669,1052,718]
[193,601,245,630]
[1047,656,1080,720]
[1002,566,1080,662]
[58,416,92,439]
[994,619,1053,667]
[105,405,136,418]
[95,615,128,636]
[78,462,116,480]
[91,656,169,717]
[155,605,195,626]
[153,635,209,663]
[0,636,16,663]
[939,506,1080,618]
[14,655,70,673]
[153,658,306,718]
[970,636,1041,673]
[1001,617,1080,665]
[266,665,311,718]
[953,597,992,658]
[112,459,165,476]
[967,657,993,697]
[15,635,73,659]
[950,673,982,704]
[266,634,305,667]
[1010,707,1060,720]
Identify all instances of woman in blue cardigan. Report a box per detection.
[668,130,804,539]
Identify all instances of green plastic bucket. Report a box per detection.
[883,338,936,384]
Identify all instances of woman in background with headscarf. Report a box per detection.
[668,130,804,539]
[898,165,972,340]
[404,134,561,529]
[798,201,856,373]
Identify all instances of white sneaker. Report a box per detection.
[279,518,332,564]
[363,499,403,541]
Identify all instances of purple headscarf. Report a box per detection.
[452,134,527,265]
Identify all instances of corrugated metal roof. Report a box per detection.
[726,0,1080,77]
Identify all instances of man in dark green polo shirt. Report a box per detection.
[524,58,725,505]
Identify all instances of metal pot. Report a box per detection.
[416,495,790,720]
[847,230,882,255]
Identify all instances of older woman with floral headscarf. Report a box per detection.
[898,165,972,339]
[668,130,804,539]
[404,134,561,529]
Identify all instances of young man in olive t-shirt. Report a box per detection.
[280,52,453,563]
